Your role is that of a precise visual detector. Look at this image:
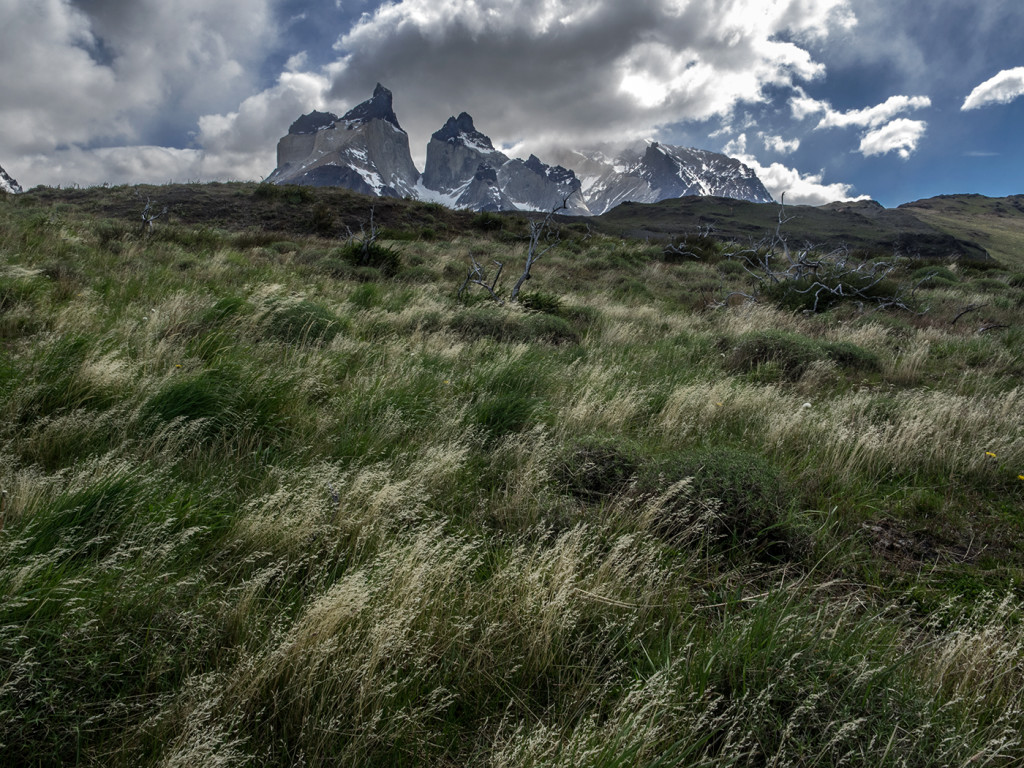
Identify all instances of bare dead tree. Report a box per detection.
[712,193,932,314]
[137,192,168,236]
[459,190,577,304]
[458,253,504,302]
[509,190,577,302]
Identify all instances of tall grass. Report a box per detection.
[1,189,1022,766]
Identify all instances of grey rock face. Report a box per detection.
[266,84,419,198]
[0,163,22,194]
[266,89,773,214]
[420,114,589,213]
[497,155,589,214]
[422,113,508,194]
[454,164,516,212]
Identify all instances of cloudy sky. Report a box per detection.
[1,0,1023,206]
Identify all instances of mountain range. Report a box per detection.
[0,163,21,194]
[266,84,773,214]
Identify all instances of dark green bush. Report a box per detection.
[650,446,794,560]
[717,259,747,276]
[726,331,820,381]
[254,184,314,204]
[450,308,581,345]
[823,341,882,373]
[348,283,382,310]
[518,291,563,315]
[556,438,638,501]
[469,361,544,440]
[661,234,721,263]
[337,239,402,277]
[0,274,45,313]
[471,391,536,440]
[471,211,506,231]
[911,265,959,285]
[142,366,292,447]
[309,203,336,236]
[264,299,345,344]
[151,226,226,251]
[969,277,1008,291]
[764,271,903,313]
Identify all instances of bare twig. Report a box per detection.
[458,254,505,303]
[951,303,987,326]
[459,191,576,303]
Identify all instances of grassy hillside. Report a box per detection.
[900,194,1024,270]
[1,184,1023,766]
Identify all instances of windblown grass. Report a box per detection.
[1,186,1022,766]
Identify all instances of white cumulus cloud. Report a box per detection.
[814,94,930,129]
[723,133,864,205]
[0,0,276,186]
[858,118,927,159]
[762,134,801,154]
[962,67,1024,110]
[789,90,931,159]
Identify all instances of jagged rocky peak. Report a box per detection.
[341,83,402,130]
[473,164,498,183]
[266,83,419,198]
[1,163,22,194]
[433,112,496,151]
[288,110,338,135]
[267,86,774,214]
[560,140,773,215]
[498,154,588,214]
[453,163,516,212]
[524,154,576,186]
[422,112,508,195]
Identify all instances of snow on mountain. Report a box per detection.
[1,164,22,194]
[552,141,773,215]
[267,87,772,214]
[265,84,419,198]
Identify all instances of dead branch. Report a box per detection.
[717,195,919,314]
[136,192,168,235]
[951,303,987,326]
[458,253,505,303]
[509,190,576,302]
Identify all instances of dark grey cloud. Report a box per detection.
[0,0,276,184]
[326,0,853,165]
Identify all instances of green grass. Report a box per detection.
[1,184,1023,766]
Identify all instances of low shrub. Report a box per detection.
[661,233,722,263]
[471,211,505,231]
[450,307,581,345]
[518,291,563,315]
[726,330,820,381]
[337,239,402,277]
[556,438,638,501]
[911,265,959,285]
[650,446,794,560]
[823,341,882,373]
[763,271,904,313]
[264,299,346,344]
